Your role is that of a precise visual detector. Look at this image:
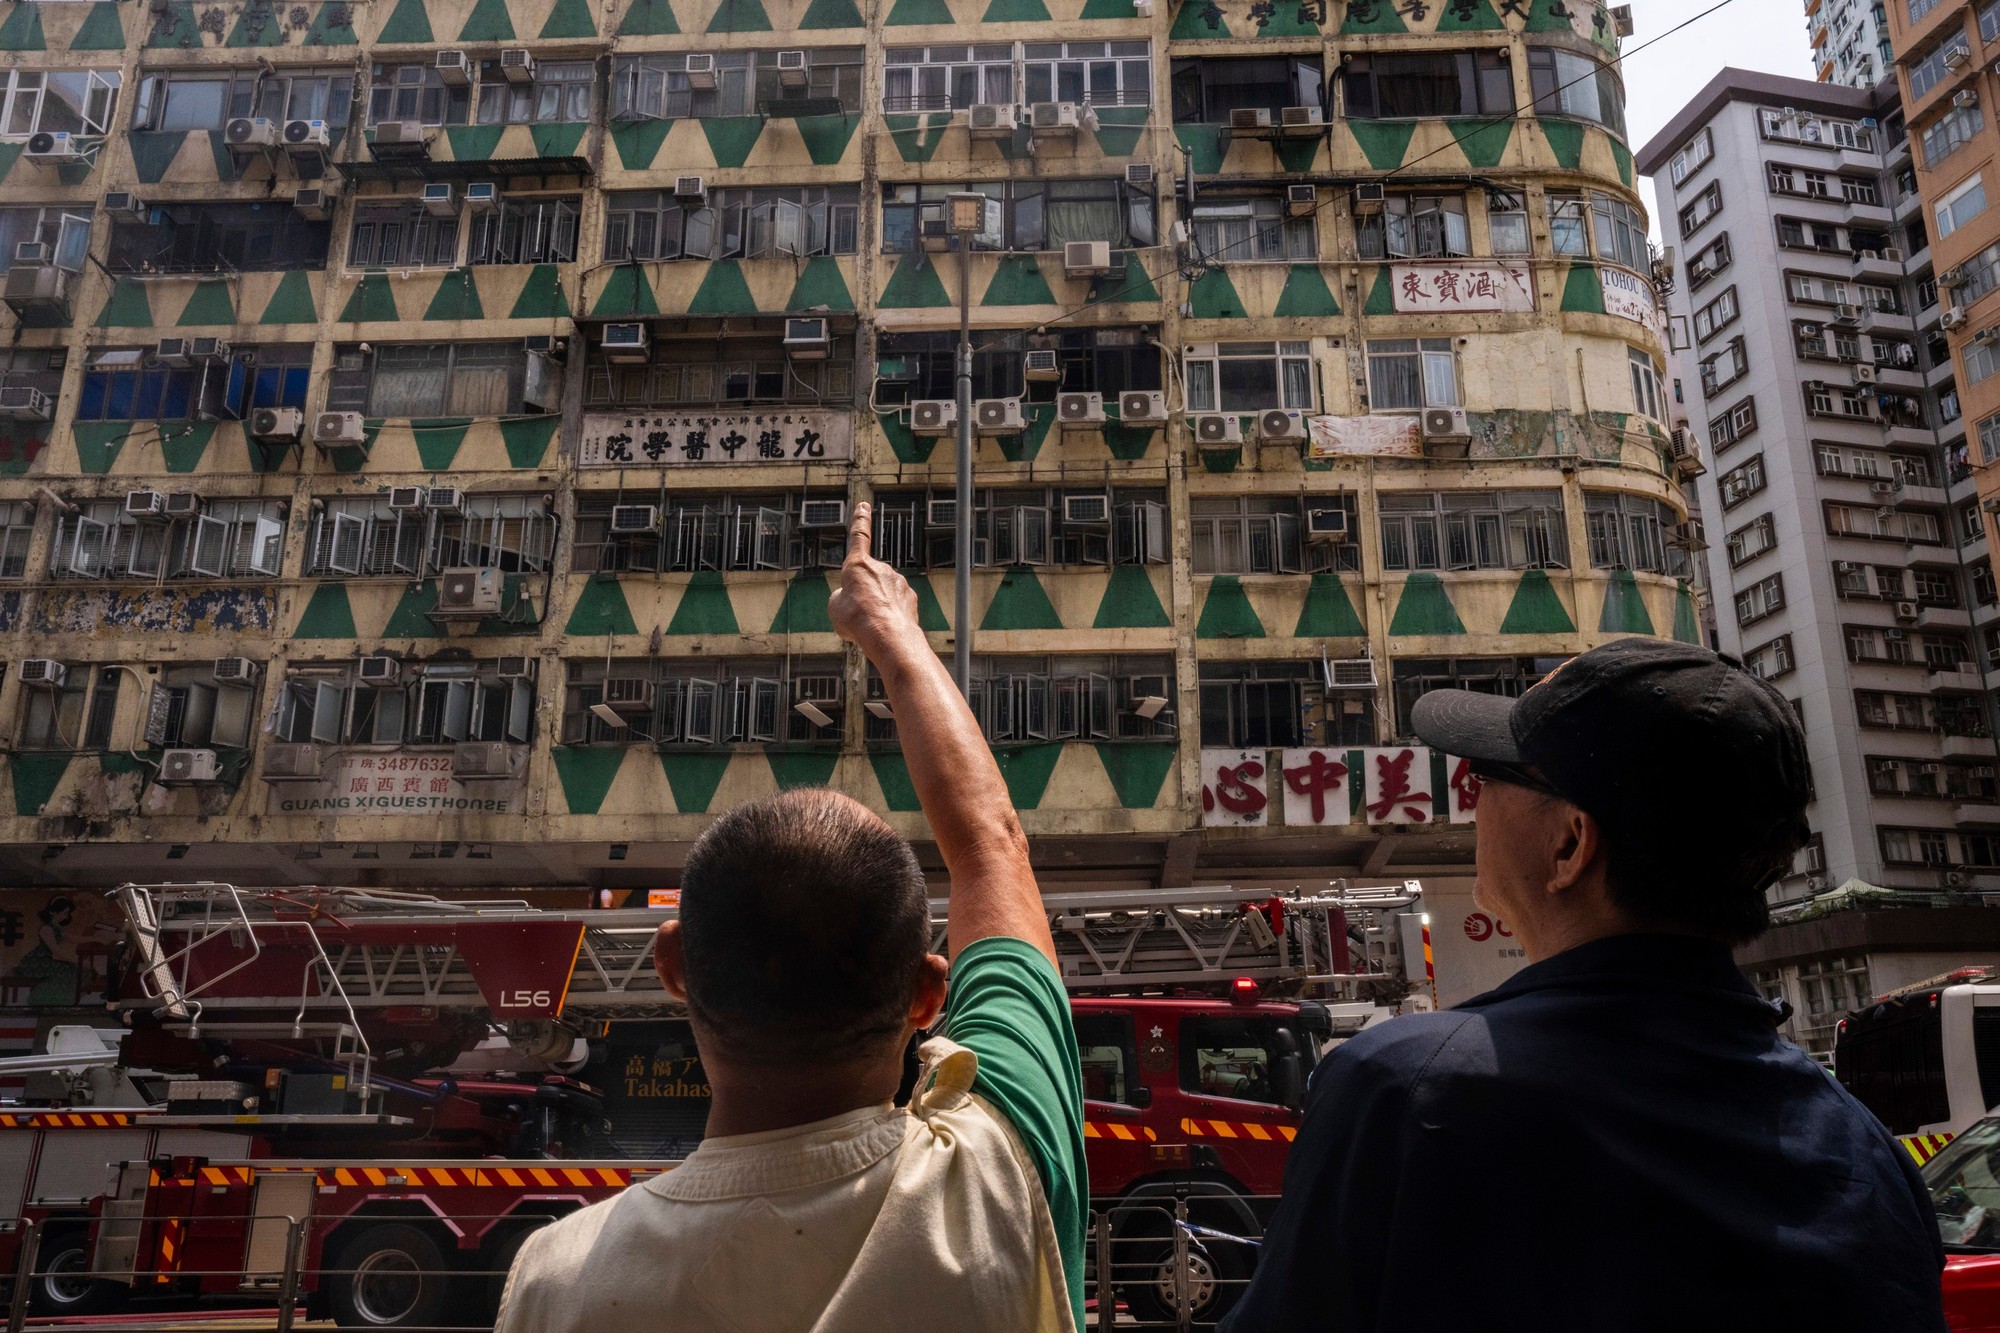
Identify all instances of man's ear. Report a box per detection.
[1548,803,1606,897]
[654,920,688,1003]
[908,952,950,1032]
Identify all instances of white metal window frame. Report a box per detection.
[52,498,284,582]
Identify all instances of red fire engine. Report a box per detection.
[2,880,1428,1328]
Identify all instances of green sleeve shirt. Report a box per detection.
[941,937,1088,1327]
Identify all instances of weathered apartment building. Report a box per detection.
[1810,0,1897,89]
[0,0,1689,895]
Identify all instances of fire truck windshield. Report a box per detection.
[1926,1118,2000,1250]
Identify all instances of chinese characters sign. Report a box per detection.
[1389,263,1535,314]
[1201,747,1479,827]
[1200,749,1269,827]
[1598,266,1663,333]
[577,410,854,468]
[268,752,525,817]
[1307,414,1422,459]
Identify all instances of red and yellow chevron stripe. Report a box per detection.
[1178,1118,1298,1143]
[1082,1122,1157,1142]
[0,1112,137,1129]
[154,1217,184,1285]
[1901,1131,1956,1166]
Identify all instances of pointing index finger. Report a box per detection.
[847,501,873,562]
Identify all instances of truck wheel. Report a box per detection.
[481,1225,539,1319]
[1117,1235,1249,1328]
[30,1232,124,1317]
[328,1224,456,1331]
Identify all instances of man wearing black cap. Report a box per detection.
[1220,638,1947,1332]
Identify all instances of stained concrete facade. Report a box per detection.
[0,0,1688,892]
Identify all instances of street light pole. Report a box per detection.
[946,192,984,701]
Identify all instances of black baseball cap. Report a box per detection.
[1410,638,1811,847]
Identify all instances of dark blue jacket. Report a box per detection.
[1221,933,1947,1332]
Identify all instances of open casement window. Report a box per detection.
[731,507,789,570]
[186,514,230,578]
[1115,502,1168,565]
[506,677,533,744]
[247,516,284,577]
[327,514,366,576]
[372,513,426,575]
[673,508,729,572]
[310,681,347,745]
[727,677,782,743]
[425,678,476,743]
[123,523,167,580]
[684,677,720,744]
[67,518,111,578]
[990,507,1052,566]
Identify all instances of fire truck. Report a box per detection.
[1832,966,2000,1165]
[3,879,1430,1328]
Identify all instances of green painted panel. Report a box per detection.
[1560,263,1605,314]
[667,571,738,635]
[0,142,22,185]
[444,124,506,160]
[1526,0,1575,31]
[302,1,361,42]
[294,584,357,639]
[1294,573,1364,637]
[795,113,861,165]
[1389,573,1466,636]
[1499,568,1575,634]
[69,3,128,50]
[885,0,953,22]
[509,264,572,319]
[981,569,1063,630]
[982,253,1055,307]
[146,3,201,47]
[1170,0,1225,35]
[1097,743,1174,809]
[10,753,71,816]
[259,269,318,324]
[1093,565,1170,629]
[95,278,152,328]
[500,416,558,468]
[1339,0,1405,31]
[591,265,660,317]
[617,0,679,33]
[769,571,833,633]
[159,421,214,473]
[1092,116,1146,158]
[800,0,864,24]
[384,582,446,638]
[411,418,471,470]
[1597,567,1655,635]
[423,268,485,322]
[869,751,923,811]
[530,122,587,158]
[884,112,951,163]
[766,749,838,790]
[539,0,598,37]
[686,260,759,315]
[0,5,47,52]
[1349,120,1415,170]
[477,572,538,636]
[983,0,1050,19]
[879,253,951,308]
[1090,253,1158,305]
[338,273,400,323]
[705,0,772,29]
[997,401,1055,464]
[610,119,672,170]
[566,578,639,636]
[206,130,247,181]
[1447,117,1510,169]
[1199,445,1242,474]
[72,422,130,474]
[993,743,1062,810]
[1253,1,1318,35]
[1101,422,1155,461]
[455,0,516,41]
[224,0,286,46]
[375,0,435,41]
[1363,265,1396,316]
[1274,265,1340,318]
[1610,137,1634,187]
[1539,118,1585,170]
[1079,0,1136,16]
[1273,136,1319,174]
[126,131,184,184]
[658,751,730,813]
[175,280,234,326]
[552,747,623,815]
[1196,575,1264,639]
[878,410,936,464]
[700,117,764,168]
[1672,580,1700,644]
[785,256,854,312]
[1174,124,1224,175]
[1188,267,1244,319]
[1437,0,1501,28]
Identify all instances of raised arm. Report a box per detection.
[829,503,1056,966]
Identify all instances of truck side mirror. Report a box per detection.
[1129,1084,1152,1109]
[1274,1052,1305,1113]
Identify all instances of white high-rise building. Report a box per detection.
[1810,0,1898,87]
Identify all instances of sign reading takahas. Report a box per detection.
[577,410,855,468]
[269,753,525,816]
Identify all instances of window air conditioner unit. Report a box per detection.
[684,54,717,90]
[495,656,534,681]
[463,182,499,213]
[164,493,201,519]
[1025,348,1062,381]
[453,742,516,779]
[1029,102,1081,133]
[437,566,504,618]
[1352,182,1386,213]
[1832,302,1862,324]
[357,656,401,686]
[1064,493,1111,526]
[313,411,368,449]
[155,337,193,368]
[1326,657,1377,688]
[799,498,847,528]
[975,397,1025,435]
[261,743,322,781]
[1306,507,1349,542]
[158,749,222,786]
[1124,163,1154,188]
[674,175,707,203]
[1422,406,1471,442]
[1946,46,1971,70]
[435,49,471,85]
[125,489,167,520]
[1854,363,1878,383]
[1884,246,1905,262]
[250,406,303,442]
[293,185,335,220]
[611,503,661,534]
[1856,250,1880,264]
[283,119,330,151]
[103,190,144,218]
[1610,2,1634,36]
[1229,107,1274,133]
[784,316,830,359]
[1286,184,1317,216]
[421,182,458,217]
[425,486,464,514]
[189,337,229,360]
[1064,241,1112,277]
[1885,627,1908,640]
[1956,88,1980,109]
[213,656,259,685]
[603,677,655,715]
[387,486,427,511]
[1896,600,1920,621]
[1943,306,1968,330]
[0,386,50,421]
[1871,479,1899,496]
[24,132,83,163]
[775,50,809,88]
[370,122,432,157]
[224,117,279,151]
[1279,105,1324,135]
[969,104,1019,137]
[18,659,64,689]
[501,49,536,84]
[910,400,956,436]
[927,499,958,527]
[1120,390,1169,425]
[919,217,952,249]
[1258,409,1308,443]
[1192,413,1243,445]
[1058,392,1105,426]
[12,241,49,266]
[602,323,649,363]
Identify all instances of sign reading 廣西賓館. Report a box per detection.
[1388,262,1535,313]
[578,410,854,468]
[269,752,525,816]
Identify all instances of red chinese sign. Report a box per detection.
[1200,749,1269,827]
[1389,262,1535,313]
[1279,748,1351,826]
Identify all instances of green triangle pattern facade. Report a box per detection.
[667,571,738,635]
[1672,581,1700,644]
[618,0,680,32]
[786,257,854,312]
[0,5,47,52]
[1092,108,1148,158]
[795,113,861,165]
[1092,566,1170,628]
[879,254,951,308]
[983,0,1051,19]
[1340,0,1405,31]
[375,0,435,42]
[384,582,446,638]
[410,419,470,470]
[539,0,598,37]
[1539,118,1586,170]
[767,749,838,790]
[69,3,128,49]
[981,570,1063,630]
[1388,573,1466,635]
[500,416,559,467]
[455,0,516,40]
[158,421,214,473]
[71,423,131,474]
[800,0,865,24]
[869,752,923,811]
[1097,744,1175,809]
[700,117,764,168]
[552,747,623,816]
[510,264,572,318]
[592,265,660,316]
[444,124,506,160]
[705,0,773,30]
[1448,118,1511,169]
[611,119,673,169]
[530,122,588,158]
[1597,568,1656,635]
[1174,124,1225,175]
[885,112,952,163]
[424,269,485,322]
[1560,264,1605,314]
[1196,576,1264,639]
[126,132,184,184]
[1295,574,1364,636]
[1274,265,1341,318]
[224,0,286,47]
[293,584,357,639]
[913,575,949,630]
[982,254,1055,306]
[885,0,954,22]
[1438,0,1501,27]
[1349,120,1415,171]
[659,752,730,813]
[302,1,361,42]
[1498,568,1575,634]
[176,281,235,326]
[339,273,401,322]
[565,578,639,636]
[769,572,833,633]
[878,411,936,465]
[96,278,152,328]
[1188,267,1245,319]
[1364,266,1397,316]
[260,270,318,324]
[996,402,1056,464]
[1171,0,1225,35]
[993,744,1062,810]
[687,260,759,315]
[10,754,71,816]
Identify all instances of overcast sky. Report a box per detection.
[1621,0,1820,232]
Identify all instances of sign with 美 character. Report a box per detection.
[1361,746,1435,825]
[577,410,854,468]
[1389,262,1535,313]
[1200,749,1269,827]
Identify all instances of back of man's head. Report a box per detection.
[678,788,931,1066]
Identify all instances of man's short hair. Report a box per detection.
[678,788,931,1065]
